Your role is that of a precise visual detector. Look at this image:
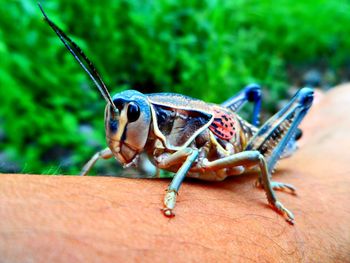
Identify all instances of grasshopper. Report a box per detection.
[39,5,313,224]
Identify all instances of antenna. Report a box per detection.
[38,3,118,113]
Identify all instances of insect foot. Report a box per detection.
[270,200,295,225]
[270,181,296,195]
[162,189,177,217]
[255,179,296,195]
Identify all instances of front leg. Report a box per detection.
[155,148,199,217]
[80,147,113,176]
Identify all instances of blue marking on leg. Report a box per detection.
[244,84,262,126]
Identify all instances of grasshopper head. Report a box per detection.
[37,6,151,168]
[105,90,151,166]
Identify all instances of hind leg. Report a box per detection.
[199,151,295,224]
[245,87,314,173]
[246,88,313,196]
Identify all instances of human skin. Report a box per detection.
[0,85,349,262]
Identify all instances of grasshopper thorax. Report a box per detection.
[105,90,151,166]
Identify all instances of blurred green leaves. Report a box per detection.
[0,0,349,174]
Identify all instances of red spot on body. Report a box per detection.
[209,108,236,140]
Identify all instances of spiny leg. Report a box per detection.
[221,83,262,126]
[155,148,199,217]
[245,87,314,193]
[200,151,294,224]
[80,147,113,176]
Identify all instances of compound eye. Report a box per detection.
[127,102,140,123]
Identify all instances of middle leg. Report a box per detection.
[155,148,199,217]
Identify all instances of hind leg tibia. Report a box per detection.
[199,151,295,224]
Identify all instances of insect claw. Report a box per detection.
[162,208,175,218]
[270,200,295,224]
[286,218,295,225]
[163,189,177,217]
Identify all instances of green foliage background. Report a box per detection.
[0,0,349,174]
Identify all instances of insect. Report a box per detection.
[39,4,313,224]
